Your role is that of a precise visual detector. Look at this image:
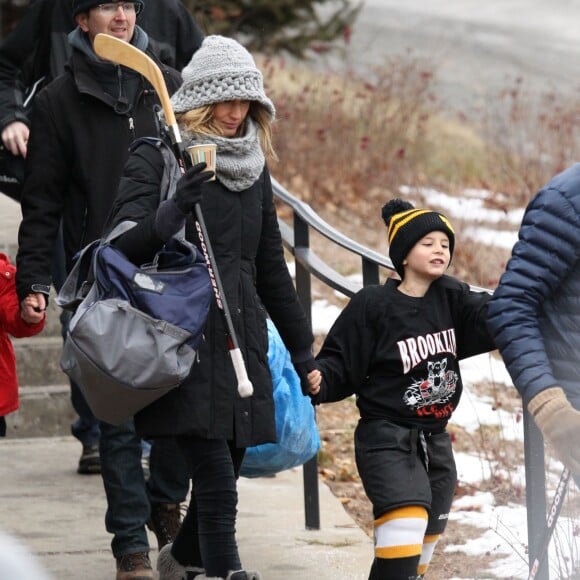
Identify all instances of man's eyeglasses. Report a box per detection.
[95,2,142,15]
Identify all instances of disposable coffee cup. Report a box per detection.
[187,144,217,180]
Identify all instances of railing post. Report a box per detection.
[293,212,321,530]
[524,410,549,580]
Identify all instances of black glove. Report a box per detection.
[291,351,318,396]
[173,161,214,214]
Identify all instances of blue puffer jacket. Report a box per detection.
[487,163,580,410]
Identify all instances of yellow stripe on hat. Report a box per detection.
[439,214,455,234]
[388,209,432,244]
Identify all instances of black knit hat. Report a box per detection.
[381,199,455,278]
[72,0,144,17]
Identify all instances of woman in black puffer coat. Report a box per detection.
[107,35,316,580]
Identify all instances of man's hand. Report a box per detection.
[2,121,29,157]
[20,292,46,325]
[528,387,580,474]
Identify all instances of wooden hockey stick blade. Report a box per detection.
[93,34,177,130]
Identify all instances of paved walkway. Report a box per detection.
[1,437,371,579]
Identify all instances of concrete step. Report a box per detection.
[0,240,17,262]
[6,385,74,438]
[13,334,67,387]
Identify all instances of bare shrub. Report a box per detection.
[480,77,580,206]
[263,52,437,213]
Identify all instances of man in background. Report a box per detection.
[16,2,195,577]
[0,0,201,477]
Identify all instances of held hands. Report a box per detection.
[291,353,320,396]
[306,368,322,396]
[528,387,580,475]
[173,161,214,214]
[20,293,46,325]
[292,353,324,397]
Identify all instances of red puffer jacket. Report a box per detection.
[0,253,45,416]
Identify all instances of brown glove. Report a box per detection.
[528,387,580,474]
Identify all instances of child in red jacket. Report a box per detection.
[0,253,45,436]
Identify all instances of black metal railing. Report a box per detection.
[272,177,553,579]
[272,177,392,530]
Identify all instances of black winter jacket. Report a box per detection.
[313,277,494,432]
[0,0,202,133]
[487,163,580,410]
[15,48,181,301]
[106,142,315,447]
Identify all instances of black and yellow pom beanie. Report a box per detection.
[381,199,455,278]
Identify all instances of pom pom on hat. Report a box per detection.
[170,35,275,119]
[381,198,455,278]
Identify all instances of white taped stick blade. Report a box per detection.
[230,348,253,397]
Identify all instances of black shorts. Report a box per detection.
[354,418,457,535]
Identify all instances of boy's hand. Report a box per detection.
[307,369,322,396]
[20,293,46,324]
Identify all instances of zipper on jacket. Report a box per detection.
[128,116,135,139]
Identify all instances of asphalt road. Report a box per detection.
[323,0,580,113]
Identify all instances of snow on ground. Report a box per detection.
[300,186,579,579]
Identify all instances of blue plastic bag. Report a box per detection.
[240,319,320,478]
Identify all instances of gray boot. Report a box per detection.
[156,543,204,580]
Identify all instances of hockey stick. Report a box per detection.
[94,34,253,398]
[527,466,571,580]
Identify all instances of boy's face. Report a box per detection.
[76,2,137,46]
[403,231,451,281]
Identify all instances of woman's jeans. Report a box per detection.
[172,436,245,577]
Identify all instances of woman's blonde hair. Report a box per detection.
[177,102,277,160]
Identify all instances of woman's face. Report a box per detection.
[212,100,251,137]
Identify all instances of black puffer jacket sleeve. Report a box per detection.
[487,176,580,402]
[254,166,314,354]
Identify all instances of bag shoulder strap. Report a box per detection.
[55,238,100,309]
[56,221,137,309]
[129,136,181,203]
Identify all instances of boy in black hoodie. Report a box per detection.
[307,199,495,580]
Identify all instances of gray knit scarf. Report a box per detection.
[181,119,265,192]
